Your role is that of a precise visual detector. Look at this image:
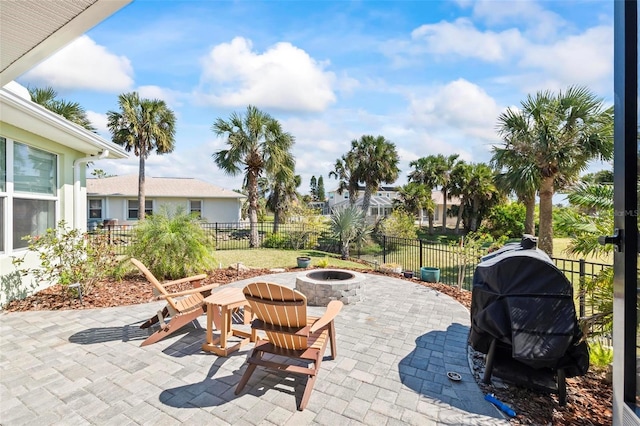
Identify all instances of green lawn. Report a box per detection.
[214,249,371,270]
[553,238,612,264]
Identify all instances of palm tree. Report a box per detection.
[491,141,539,235]
[494,86,613,255]
[467,163,499,231]
[408,154,460,232]
[349,135,400,215]
[266,168,300,232]
[29,86,96,131]
[448,161,472,234]
[394,182,434,229]
[329,154,359,206]
[329,205,371,259]
[107,92,176,220]
[212,105,294,247]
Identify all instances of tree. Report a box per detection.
[394,182,434,229]
[316,175,326,202]
[329,154,359,206]
[346,135,400,215]
[212,105,294,247]
[494,86,613,255]
[91,169,114,179]
[581,169,614,185]
[467,163,499,231]
[408,154,461,232]
[448,161,472,234]
[266,168,300,232]
[491,143,539,235]
[329,205,371,259]
[29,86,96,131]
[309,176,317,200]
[107,92,176,220]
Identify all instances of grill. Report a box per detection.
[468,236,589,406]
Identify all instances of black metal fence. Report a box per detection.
[92,221,611,324]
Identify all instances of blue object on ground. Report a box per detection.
[420,266,440,282]
[485,393,516,417]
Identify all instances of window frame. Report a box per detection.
[0,137,59,253]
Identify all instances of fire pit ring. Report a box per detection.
[295,269,365,306]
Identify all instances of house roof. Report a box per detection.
[87,175,246,199]
[1,82,128,158]
[1,0,132,85]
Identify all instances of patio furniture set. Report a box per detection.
[130,258,343,411]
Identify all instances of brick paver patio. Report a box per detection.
[0,272,508,425]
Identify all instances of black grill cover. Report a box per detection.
[469,244,589,378]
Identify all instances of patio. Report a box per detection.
[0,272,507,425]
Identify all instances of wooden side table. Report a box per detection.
[201,287,253,356]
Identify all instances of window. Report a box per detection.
[0,139,58,252]
[0,199,4,252]
[0,137,5,192]
[189,200,202,217]
[89,199,102,219]
[13,198,55,249]
[128,199,153,219]
[14,142,56,195]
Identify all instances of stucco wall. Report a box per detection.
[88,196,243,225]
[1,123,89,304]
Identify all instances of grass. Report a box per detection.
[553,238,612,264]
[214,249,371,270]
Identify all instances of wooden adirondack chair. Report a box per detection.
[131,258,219,347]
[235,282,343,411]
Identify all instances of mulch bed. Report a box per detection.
[2,266,612,425]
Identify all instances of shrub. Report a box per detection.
[315,256,330,268]
[378,210,417,240]
[126,206,216,280]
[480,202,525,239]
[588,339,613,369]
[11,220,119,297]
[262,232,291,249]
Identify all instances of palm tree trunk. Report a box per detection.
[272,191,280,233]
[441,189,447,232]
[470,197,480,231]
[538,176,554,256]
[362,187,372,216]
[138,154,146,220]
[454,198,464,234]
[247,170,260,248]
[523,193,536,235]
[428,213,434,235]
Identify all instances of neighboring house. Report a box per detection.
[0,0,132,301]
[87,175,246,225]
[328,185,460,226]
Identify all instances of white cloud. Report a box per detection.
[410,18,525,62]
[409,78,502,143]
[469,0,567,40]
[198,37,337,112]
[22,36,133,92]
[86,111,108,134]
[518,26,613,92]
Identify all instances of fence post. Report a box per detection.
[382,235,387,264]
[579,259,586,318]
[419,239,423,267]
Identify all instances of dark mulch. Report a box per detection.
[2,266,611,425]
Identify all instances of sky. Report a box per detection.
[16,0,614,195]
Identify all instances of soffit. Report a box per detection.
[0,0,132,85]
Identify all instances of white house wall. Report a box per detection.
[0,123,89,303]
[201,198,243,222]
[91,196,243,224]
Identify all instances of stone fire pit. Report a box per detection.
[295,269,365,306]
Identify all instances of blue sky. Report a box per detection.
[17,0,614,194]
